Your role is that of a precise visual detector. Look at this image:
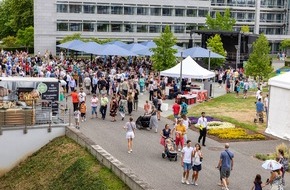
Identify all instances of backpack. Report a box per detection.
[181,103,188,114]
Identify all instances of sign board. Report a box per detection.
[41,82,59,113]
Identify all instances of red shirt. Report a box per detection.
[71,92,79,103]
[172,103,180,115]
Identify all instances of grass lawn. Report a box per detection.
[187,92,266,132]
[268,66,290,79]
[0,136,129,190]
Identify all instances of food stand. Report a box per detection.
[0,77,60,126]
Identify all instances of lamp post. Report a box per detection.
[179,52,183,91]
[208,47,212,71]
[235,45,239,70]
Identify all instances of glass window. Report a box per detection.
[137,25,148,32]
[227,0,236,6]
[162,8,172,16]
[57,23,68,31]
[248,13,255,21]
[111,23,122,32]
[175,9,184,17]
[150,8,161,16]
[276,14,283,22]
[69,23,82,31]
[137,7,148,15]
[267,14,275,21]
[83,5,95,14]
[237,12,245,21]
[276,28,282,34]
[97,23,109,32]
[149,25,161,33]
[83,23,94,32]
[247,0,255,7]
[57,4,68,13]
[174,25,185,33]
[124,24,134,32]
[237,0,246,6]
[124,6,134,15]
[187,9,197,17]
[69,5,82,13]
[97,5,110,14]
[198,9,208,17]
[111,6,123,14]
[277,0,284,7]
[217,0,225,5]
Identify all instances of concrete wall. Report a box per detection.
[0,126,66,176]
[66,126,154,190]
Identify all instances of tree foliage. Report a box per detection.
[0,0,33,39]
[244,34,273,79]
[16,26,34,48]
[241,25,250,33]
[206,34,226,68]
[1,36,18,47]
[150,25,177,71]
[280,39,290,50]
[205,8,236,31]
[60,33,111,44]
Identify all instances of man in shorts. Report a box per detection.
[181,140,193,185]
[216,143,234,190]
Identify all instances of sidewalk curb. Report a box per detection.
[65,126,155,190]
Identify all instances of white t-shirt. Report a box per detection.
[78,92,86,102]
[91,97,98,107]
[84,77,91,87]
[183,118,190,130]
[182,146,194,164]
[264,97,268,107]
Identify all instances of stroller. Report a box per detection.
[162,138,178,161]
[136,114,151,129]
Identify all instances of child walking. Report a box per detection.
[74,107,81,129]
[251,174,265,190]
[79,101,87,122]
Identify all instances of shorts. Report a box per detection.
[75,118,79,123]
[220,168,231,178]
[126,131,135,139]
[91,107,97,114]
[174,114,179,119]
[81,113,86,117]
[192,164,202,171]
[85,85,90,90]
[175,136,184,147]
[218,80,222,84]
[183,162,192,171]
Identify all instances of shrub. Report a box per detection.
[208,128,266,140]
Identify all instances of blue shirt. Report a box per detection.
[256,101,264,112]
[220,150,234,169]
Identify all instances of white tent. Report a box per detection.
[266,72,290,140]
[160,56,215,79]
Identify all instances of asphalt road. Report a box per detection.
[68,83,289,190]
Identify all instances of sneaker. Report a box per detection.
[186,180,190,185]
[155,129,158,133]
[81,120,84,122]
[178,148,181,152]
[84,118,86,121]
[128,151,131,154]
[194,183,198,186]
[130,149,133,152]
[181,177,185,184]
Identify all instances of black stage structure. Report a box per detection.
[190,30,259,69]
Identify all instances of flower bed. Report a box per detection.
[188,116,220,124]
[194,121,235,129]
[208,128,266,140]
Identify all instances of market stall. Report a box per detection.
[0,77,60,126]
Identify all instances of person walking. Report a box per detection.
[149,105,158,133]
[69,89,79,111]
[123,117,136,154]
[119,95,127,121]
[74,107,81,129]
[127,91,134,116]
[251,174,265,190]
[90,94,98,119]
[109,96,118,122]
[143,100,151,114]
[172,118,187,152]
[216,143,234,190]
[180,100,188,116]
[191,143,203,186]
[197,112,208,146]
[172,100,181,124]
[100,94,109,120]
[79,101,87,122]
[265,165,283,190]
[160,124,171,152]
[181,140,194,185]
[133,88,139,111]
[182,114,191,142]
[78,87,86,103]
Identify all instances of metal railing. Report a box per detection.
[0,99,71,135]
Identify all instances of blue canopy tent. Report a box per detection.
[56,40,85,49]
[124,43,147,52]
[104,40,127,47]
[140,41,157,48]
[135,44,184,56]
[69,42,102,53]
[90,44,137,56]
[176,47,225,58]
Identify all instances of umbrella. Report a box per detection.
[140,41,157,48]
[124,43,147,52]
[90,44,137,56]
[69,42,101,54]
[56,40,85,50]
[104,40,127,47]
[262,160,282,170]
[176,47,225,58]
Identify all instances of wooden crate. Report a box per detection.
[0,109,35,126]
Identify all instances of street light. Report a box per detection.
[207,47,212,71]
[235,45,239,70]
[179,52,183,91]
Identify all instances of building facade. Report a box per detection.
[34,0,290,55]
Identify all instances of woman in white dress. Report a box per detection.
[124,117,136,154]
[149,105,158,133]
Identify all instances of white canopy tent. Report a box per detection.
[266,72,290,140]
[160,56,215,79]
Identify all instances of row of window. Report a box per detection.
[56,4,209,17]
[57,22,204,33]
[211,0,285,8]
[56,22,283,35]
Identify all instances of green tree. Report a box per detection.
[205,8,236,31]
[245,34,273,80]
[1,36,18,47]
[0,0,33,39]
[150,25,177,71]
[206,34,226,68]
[16,26,34,50]
[241,25,250,33]
[60,33,82,44]
[280,39,290,50]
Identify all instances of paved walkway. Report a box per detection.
[69,83,290,190]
